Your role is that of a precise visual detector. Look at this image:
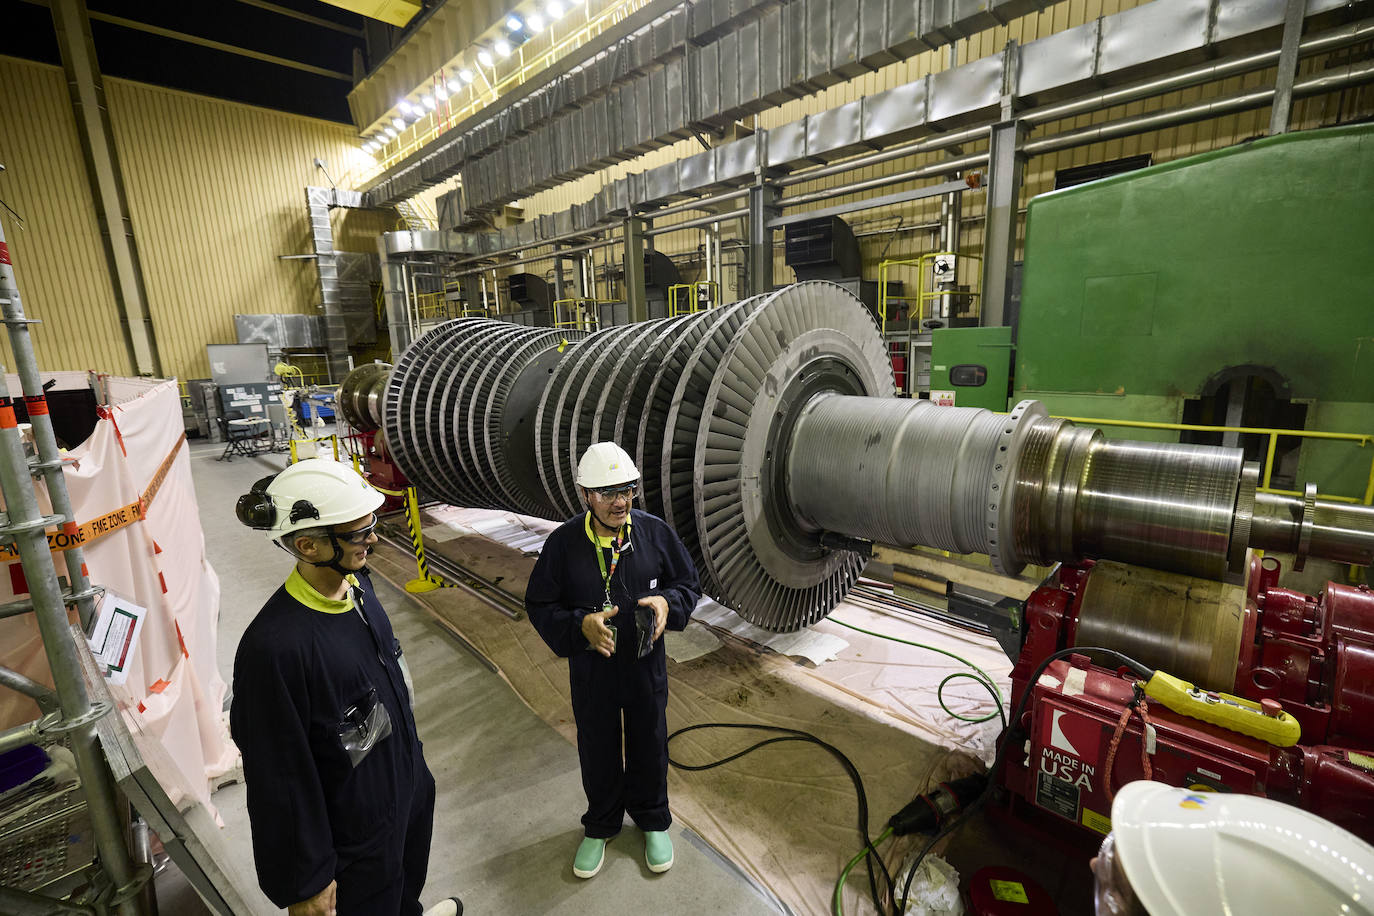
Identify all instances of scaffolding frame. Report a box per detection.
[0,212,149,915]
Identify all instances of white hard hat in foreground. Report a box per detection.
[236,458,384,543]
[576,442,640,489]
[1094,780,1374,916]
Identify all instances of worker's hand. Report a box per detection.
[639,594,669,641]
[287,880,336,916]
[582,605,618,657]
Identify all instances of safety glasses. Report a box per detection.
[334,514,378,545]
[590,484,637,502]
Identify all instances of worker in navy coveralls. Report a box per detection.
[230,458,460,916]
[525,441,701,879]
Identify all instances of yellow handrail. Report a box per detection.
[553,297,619,331]
[1059,415,1374,506]
[917,251,981,324]
[668,281,719,316]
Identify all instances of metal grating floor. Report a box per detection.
[0,772,93,892]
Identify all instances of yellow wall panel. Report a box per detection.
[0,56,132,377]
[105,76,394,381]
[1,55,397,384]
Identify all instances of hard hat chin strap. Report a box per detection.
[294,530,372,578]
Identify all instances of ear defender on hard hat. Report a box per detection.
[236,473,322,531]
[235,475,279,529]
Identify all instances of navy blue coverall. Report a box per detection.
[525,508,701,838]
[231,568,434,915]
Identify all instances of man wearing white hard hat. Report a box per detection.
[231,459,461,916]
[1092,780,1374,915]
[525,442,701,880]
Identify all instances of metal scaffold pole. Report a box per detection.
[0,214,147,914]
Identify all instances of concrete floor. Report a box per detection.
[161,437,784,915]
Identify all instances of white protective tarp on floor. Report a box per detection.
[0,377,233,813]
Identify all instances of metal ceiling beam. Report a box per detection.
[315,0,420,28]
[231,0,366,37]
[20,0,353,81]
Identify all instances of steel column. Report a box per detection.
[50,0,161,377]
[552,243,567,301]
[379,243,412,353]
[623,216,647,323]
[942,45,964,258]
[982,42,1025,329]
[1270,0,1309,135]
[747,183,780,297]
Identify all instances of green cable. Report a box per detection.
[834,826,894,916]
[829,617,1006,727]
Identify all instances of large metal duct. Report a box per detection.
[343,281,1374,631]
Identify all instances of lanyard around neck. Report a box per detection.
[585,511,630,601]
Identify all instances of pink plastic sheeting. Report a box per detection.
[0,380,233,813]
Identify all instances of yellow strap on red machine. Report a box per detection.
[1143,670,1302,747]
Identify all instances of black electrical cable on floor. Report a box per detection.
[895,646,1156,912]
[668,723,897,915]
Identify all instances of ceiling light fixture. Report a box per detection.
[447,77,462,93]
[506,15,523,30]
[422,93,436,109]
[495,38,512,57]
[460,69,475,83]
[478,49,494,67]
[436,85,449,100]
[527,13,544,31]
[392,117,405,130]
[546,1,564,19]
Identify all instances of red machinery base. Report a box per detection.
[1002,559,1374,844]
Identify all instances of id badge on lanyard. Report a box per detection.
[587,512,630,649]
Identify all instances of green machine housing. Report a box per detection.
[929,326,1013,411]
[1013,123,1374,500]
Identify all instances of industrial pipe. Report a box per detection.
[643,207,749,237]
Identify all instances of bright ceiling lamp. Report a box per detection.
[527,13,544,31]
[392,117,405,130]
[422,93,436,109]
[506,14,523,30]
[478,49,494,66]
[546,1,564,19]
[459,68,475,83]
[447,77,462,93]
[383,126,396,139]
[495,38,512,57]
[398,99,417,115]
[436,84,449,100]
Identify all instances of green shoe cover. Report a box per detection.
[573,836,606,879]
[645,830,674,873]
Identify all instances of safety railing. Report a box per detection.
[1059,416,1374,506]
[918,251,981,325]
[554,297,618,331]
[877,253,984,335]
[360,0,653,180]
[667,281,719,316]
[877,257,922,337]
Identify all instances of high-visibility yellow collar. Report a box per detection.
[286,566,360,614]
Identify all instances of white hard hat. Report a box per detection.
[236,458,384,543]
[1099,781,1374,916]
[575,441,640,489]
